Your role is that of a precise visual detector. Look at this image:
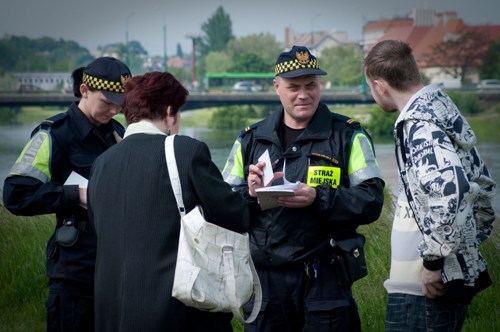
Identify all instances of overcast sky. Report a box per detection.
[1,0,498,57]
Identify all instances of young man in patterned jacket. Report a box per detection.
[364,39,496,331]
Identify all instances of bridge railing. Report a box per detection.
[0,92,376,110]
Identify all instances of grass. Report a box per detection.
[466,114,500,143]
[1,106,498,330]
[0,207,53,332]
[1,190,499,331]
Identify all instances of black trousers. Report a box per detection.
[243,262,361,332]
[45,279,94,332]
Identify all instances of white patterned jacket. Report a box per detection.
[394,84,496,288]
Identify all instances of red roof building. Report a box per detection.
[363,9,500,84]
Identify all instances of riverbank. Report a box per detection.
[7,104,500,143]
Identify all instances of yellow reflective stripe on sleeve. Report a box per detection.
[348,132,382,187]
[8,131,51,183]
[222,140,245,186]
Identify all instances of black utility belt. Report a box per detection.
[304,232,368,286]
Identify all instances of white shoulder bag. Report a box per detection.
[165,135,262,323]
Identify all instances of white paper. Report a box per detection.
[258,149,274,187]
[255,181,300,210]
[64,171,88,189]
[255,181,300,193]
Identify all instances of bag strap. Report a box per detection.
[225,249,263,323]
[165,135,186,217]
[165,135,262,323]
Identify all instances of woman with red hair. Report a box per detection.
[88,71,249,331]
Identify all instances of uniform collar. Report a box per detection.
[69,102,114,139]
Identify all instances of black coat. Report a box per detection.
[229,104,385,266]
[3,102,124,284]
[88,133,249,332]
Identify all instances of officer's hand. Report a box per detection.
[277,183,316,208]
[422,268,446,298]
[248,161,283,197]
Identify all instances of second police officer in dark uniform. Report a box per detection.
[223,46,385,331]
[3,57,131,332]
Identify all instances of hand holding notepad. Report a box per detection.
[255,150,300,210]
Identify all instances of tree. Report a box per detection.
[204,51,232,73]
[127,40,148,74]
[168,66,190,86]
[480,38,500,79]
[424,27,490,83]
[176,43,184,58]
[225,34,281,69]
[0,35,93,73]
[319,44,363,87]
[229,53,270,73]
[198,6,234,56]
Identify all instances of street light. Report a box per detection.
[360,17,367,96]
[163,14,167,71]
[125,12,134,66]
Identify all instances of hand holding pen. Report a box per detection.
[248,159,283,197]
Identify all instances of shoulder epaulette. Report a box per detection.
[41,112,67,127]
[239,121,261,137]
[331,112,362,131]
[331,112,358,125]
[31,112,67,137]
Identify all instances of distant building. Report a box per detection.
[167,56,190,69]
[13,72,71,93]
[283,9,499,86]
[363,9,500,85]
[284,27,350,57]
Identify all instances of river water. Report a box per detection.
[1,122,499,212]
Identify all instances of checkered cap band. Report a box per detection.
[83,73,125,93]
[275,58,321,76]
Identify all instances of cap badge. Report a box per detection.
[121,75,131,87]
[296,51,310,64]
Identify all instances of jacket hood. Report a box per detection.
[395,84,476,151]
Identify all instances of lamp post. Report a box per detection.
[360,18,367,96]
[163,14,167,71]
[125,12,134,67]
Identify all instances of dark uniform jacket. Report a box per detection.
[3,102,124,285]
[88,133,249,331]
[223,103,385,267]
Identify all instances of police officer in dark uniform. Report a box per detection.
[3,57,131,332]
[222,46,385,331]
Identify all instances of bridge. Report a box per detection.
[0,92,376,110]
[1,91,498,111]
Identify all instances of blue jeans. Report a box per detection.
[385,293,468,332]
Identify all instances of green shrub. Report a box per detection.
[363,108,398,139]
[0,107,21,123]
[447,91,484,115]
[209,105,250,129]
